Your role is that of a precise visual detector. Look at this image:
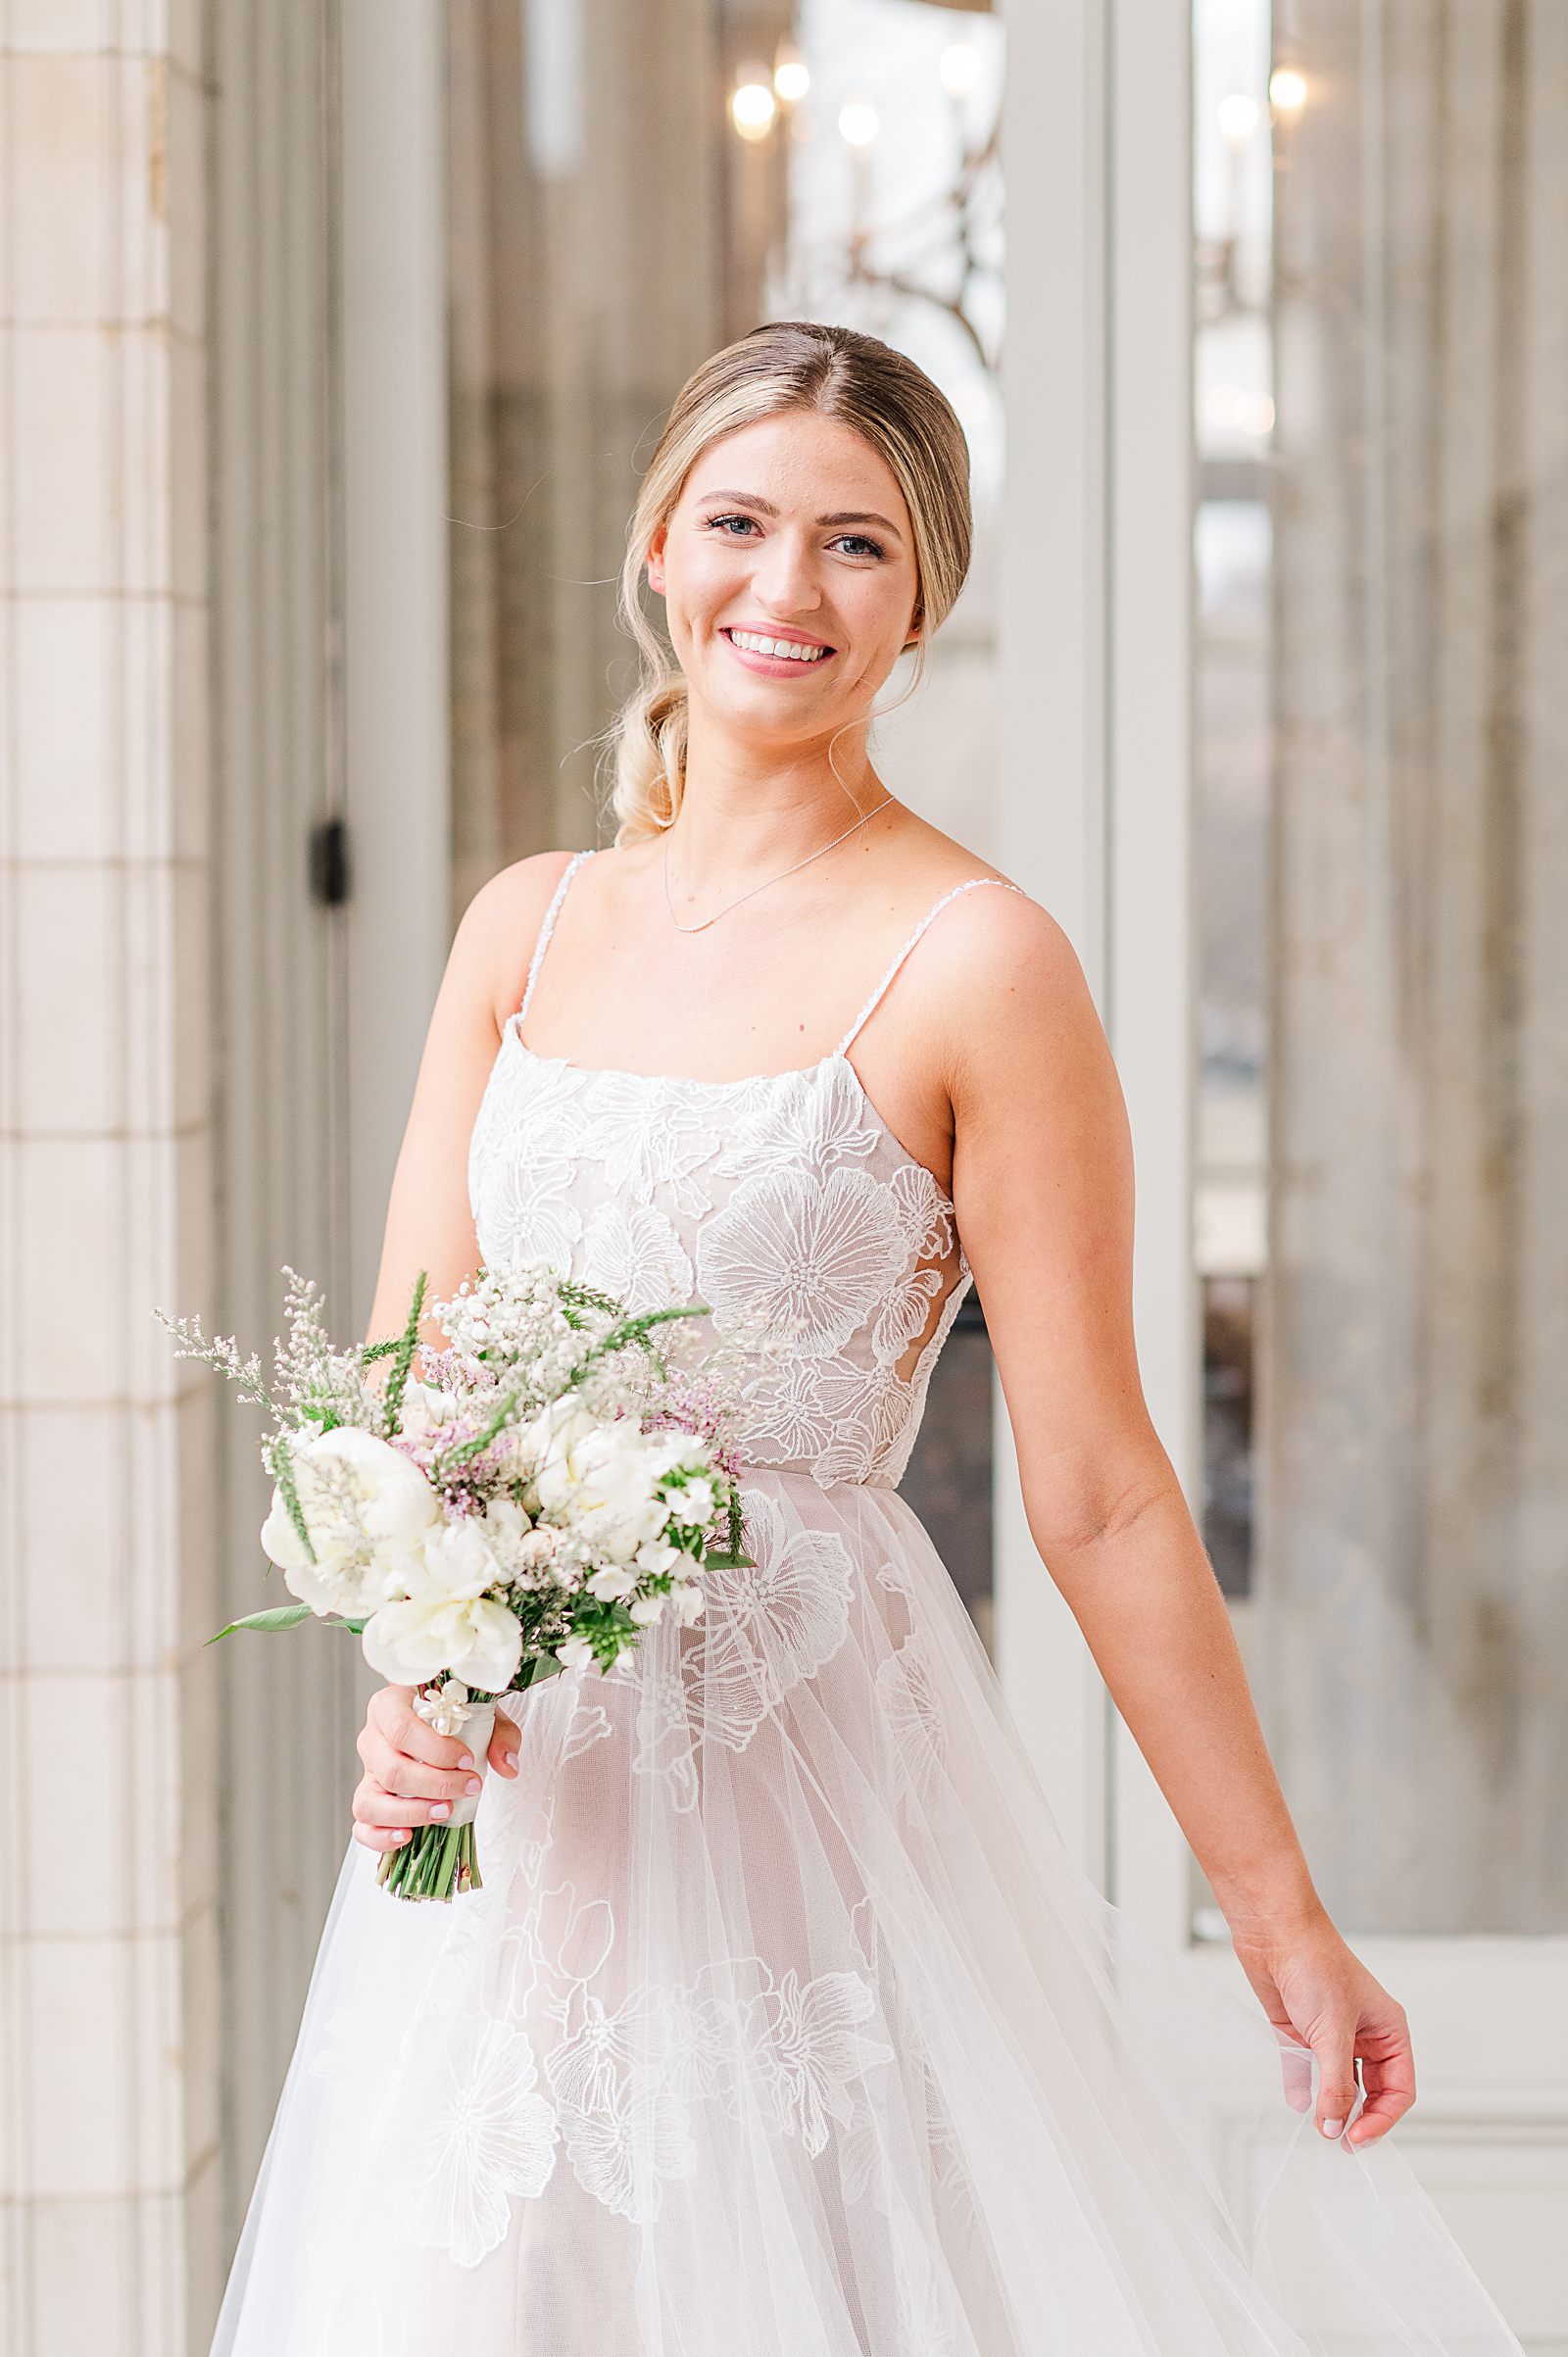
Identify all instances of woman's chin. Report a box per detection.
[691,674,851,742]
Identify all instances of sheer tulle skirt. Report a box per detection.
[212,1471,1524,2355]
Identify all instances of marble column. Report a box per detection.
[0,3,222,2348]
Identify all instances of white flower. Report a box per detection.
[645,1429,713,1478]
[515,1526,564,1570]
[361,1518,522,1691]
[260,1426,441,1616]
[392,1378,465,1448]
[555,1635,596,1673]
[586,1566,637,1601]
[628,1594,666,1627]
[532,1405,671,1565]
[670,1476,715,1527]
[674,1582,706,1626]
[634,1537,681,1575]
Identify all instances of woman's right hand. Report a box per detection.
[351,1683,521,1855]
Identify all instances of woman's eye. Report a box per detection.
[704,514,760,537]
[832,533,886,561]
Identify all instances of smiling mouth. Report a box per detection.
[720,627,836,666]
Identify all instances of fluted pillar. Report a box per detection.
[0,6,222,2348]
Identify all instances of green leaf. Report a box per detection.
[267,1432,318,1565]
[207,1603,314,1643]
[381,1269,428,1438]
[513,1652,566,1692]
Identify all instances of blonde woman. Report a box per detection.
[213,322,1525,2353]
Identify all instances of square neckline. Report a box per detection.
[505,847,1028,1221]
[499,1013,962,1219]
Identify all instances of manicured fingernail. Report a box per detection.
[466,1777,482,1794]
[431,1801,452,1821]
[502,1752,517,1774]
[457,1751,475,1771]
[1320,2118,1343,2138]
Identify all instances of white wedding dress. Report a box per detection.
[213,850,1526,2355]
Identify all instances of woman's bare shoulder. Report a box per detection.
[891,814,1079,1005]
[458,848,586,1028]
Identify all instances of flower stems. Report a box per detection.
[374,1816,482,1901]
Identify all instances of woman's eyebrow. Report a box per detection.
[696,490,905,543]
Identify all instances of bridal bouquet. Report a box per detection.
[155,1261,755,1900]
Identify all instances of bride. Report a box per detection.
[212,320,1524,2352]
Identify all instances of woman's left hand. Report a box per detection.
[1228,1905,1416,2147]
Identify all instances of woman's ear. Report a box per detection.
[646,529,667,595]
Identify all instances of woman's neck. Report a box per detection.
[666,709,888,891]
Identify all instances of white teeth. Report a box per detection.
[728,630,828,663]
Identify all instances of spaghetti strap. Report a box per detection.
[836,873,1028,1056]
[517,847,597,1020]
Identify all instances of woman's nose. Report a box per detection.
[749,532,822,615]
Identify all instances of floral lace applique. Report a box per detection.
[468,1020,974,1490]
[375,2013,560,2268]
[578,1198,694,1309]
[565,1067,727,1215]
[627,1486,855,1807]
[470,1144,585,1276]
[874,1637,949,1819]
[712,1055,880,1179]
[697,1162,911,1359]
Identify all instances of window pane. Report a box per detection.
[1193,0,1568,1936]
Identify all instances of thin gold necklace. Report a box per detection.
[661,795,894,935]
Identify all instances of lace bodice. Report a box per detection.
[467,850,1026,1489]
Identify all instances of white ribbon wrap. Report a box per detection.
[413,1680,498,1828]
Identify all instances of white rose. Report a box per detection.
[360,1517,522,1692]
[260,1425,441,1616]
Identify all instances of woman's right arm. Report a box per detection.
[349,850,575,1854]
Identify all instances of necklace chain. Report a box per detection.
[661,795,894,934]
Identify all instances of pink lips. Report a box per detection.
[719,627,837,678]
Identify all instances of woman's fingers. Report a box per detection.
[360,1737,483,1805]
[367,1683,479,1773]
[350,1774,413,1852]
[1345,2011,1417,2147]
[351,1816,410,1854]
[489,1705,520,1777]
[1312,2018,1361,2141]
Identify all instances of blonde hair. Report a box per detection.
[602,320,973,847]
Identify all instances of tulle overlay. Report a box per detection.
[212,858,1525,2351]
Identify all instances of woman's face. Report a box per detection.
[646,410,922,750]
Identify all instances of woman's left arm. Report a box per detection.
[940,888,1414,2150]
